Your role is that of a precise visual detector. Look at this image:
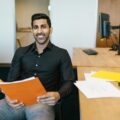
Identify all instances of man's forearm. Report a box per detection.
[58,81,73,98]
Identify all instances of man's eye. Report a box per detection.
[33,26,38,29]
[41,25,47,29]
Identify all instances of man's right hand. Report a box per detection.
[5,96,24,109]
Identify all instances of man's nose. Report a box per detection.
[37,28,42,33]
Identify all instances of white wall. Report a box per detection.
[50,0,98,57]
[0,0,98,63]
[0,0,15,63]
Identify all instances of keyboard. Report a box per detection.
[83,49,98,55]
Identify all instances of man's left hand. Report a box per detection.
[37,92,60,106]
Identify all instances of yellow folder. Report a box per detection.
[92,71,120,82]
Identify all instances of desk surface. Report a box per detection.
[72,48,120,120]
[72,48,120,67]
[77,67,120,120]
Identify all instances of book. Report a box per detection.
[0,77,46,106]
[92,71,120,82]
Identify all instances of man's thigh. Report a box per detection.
[25,103,55,120]
[0,99,26,120]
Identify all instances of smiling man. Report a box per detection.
[0,13,74,120]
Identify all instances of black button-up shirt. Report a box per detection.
[7,42,74,98]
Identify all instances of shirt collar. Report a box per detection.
[31,41,53,53]
[46,41,53,50]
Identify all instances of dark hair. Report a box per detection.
[31,13,51,28]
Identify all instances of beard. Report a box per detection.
[34,33,50,45]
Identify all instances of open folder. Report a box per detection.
[0,77,46,106]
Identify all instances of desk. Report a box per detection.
[72,48,120,120]
[72,48,120,68]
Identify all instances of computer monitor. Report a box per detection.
[99,13,111,38]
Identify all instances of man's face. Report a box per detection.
[32,19,52,45]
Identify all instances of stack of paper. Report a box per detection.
[74,80,120,98]
[74,70,120,98]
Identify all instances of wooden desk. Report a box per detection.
[72,48,120,120]
[72,48,120,68]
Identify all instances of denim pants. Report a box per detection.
[0,99,55,120]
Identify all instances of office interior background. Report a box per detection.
[0,0,120,64]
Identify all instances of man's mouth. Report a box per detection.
[36,34,45,39]
[38,35,44,39]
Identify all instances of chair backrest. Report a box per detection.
[0,65,10,81]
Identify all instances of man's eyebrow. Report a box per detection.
[41,24,47,26]
[33,24,38,26]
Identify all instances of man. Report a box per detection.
[0,13,74,120]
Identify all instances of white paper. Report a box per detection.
[74,80,120,98]
[0,77,35,84]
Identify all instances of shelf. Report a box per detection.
[17,27,32,32]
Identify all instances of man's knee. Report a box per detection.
[25,103,55,120]
[0,99,25,120]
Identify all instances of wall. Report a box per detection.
[50,0,98,57]
[98,0,120,26]
[16,0,49,48]
[16,0,49,28]
[0,0,98,63]
[0,0,15,64]
[96,0,120,47]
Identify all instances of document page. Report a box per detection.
[74,80,120,98]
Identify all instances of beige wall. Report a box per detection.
[97,0,120,47]
[98,0,120,26]
[16,0,49,48]
[16,0,49,28]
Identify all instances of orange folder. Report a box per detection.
[0,77,46,106]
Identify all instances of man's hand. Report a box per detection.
[5,96,24,109]
[37,92,60,106]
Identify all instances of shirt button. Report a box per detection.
[35,64,38,67]
[38,55,40,58]
[34,73,37,76]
